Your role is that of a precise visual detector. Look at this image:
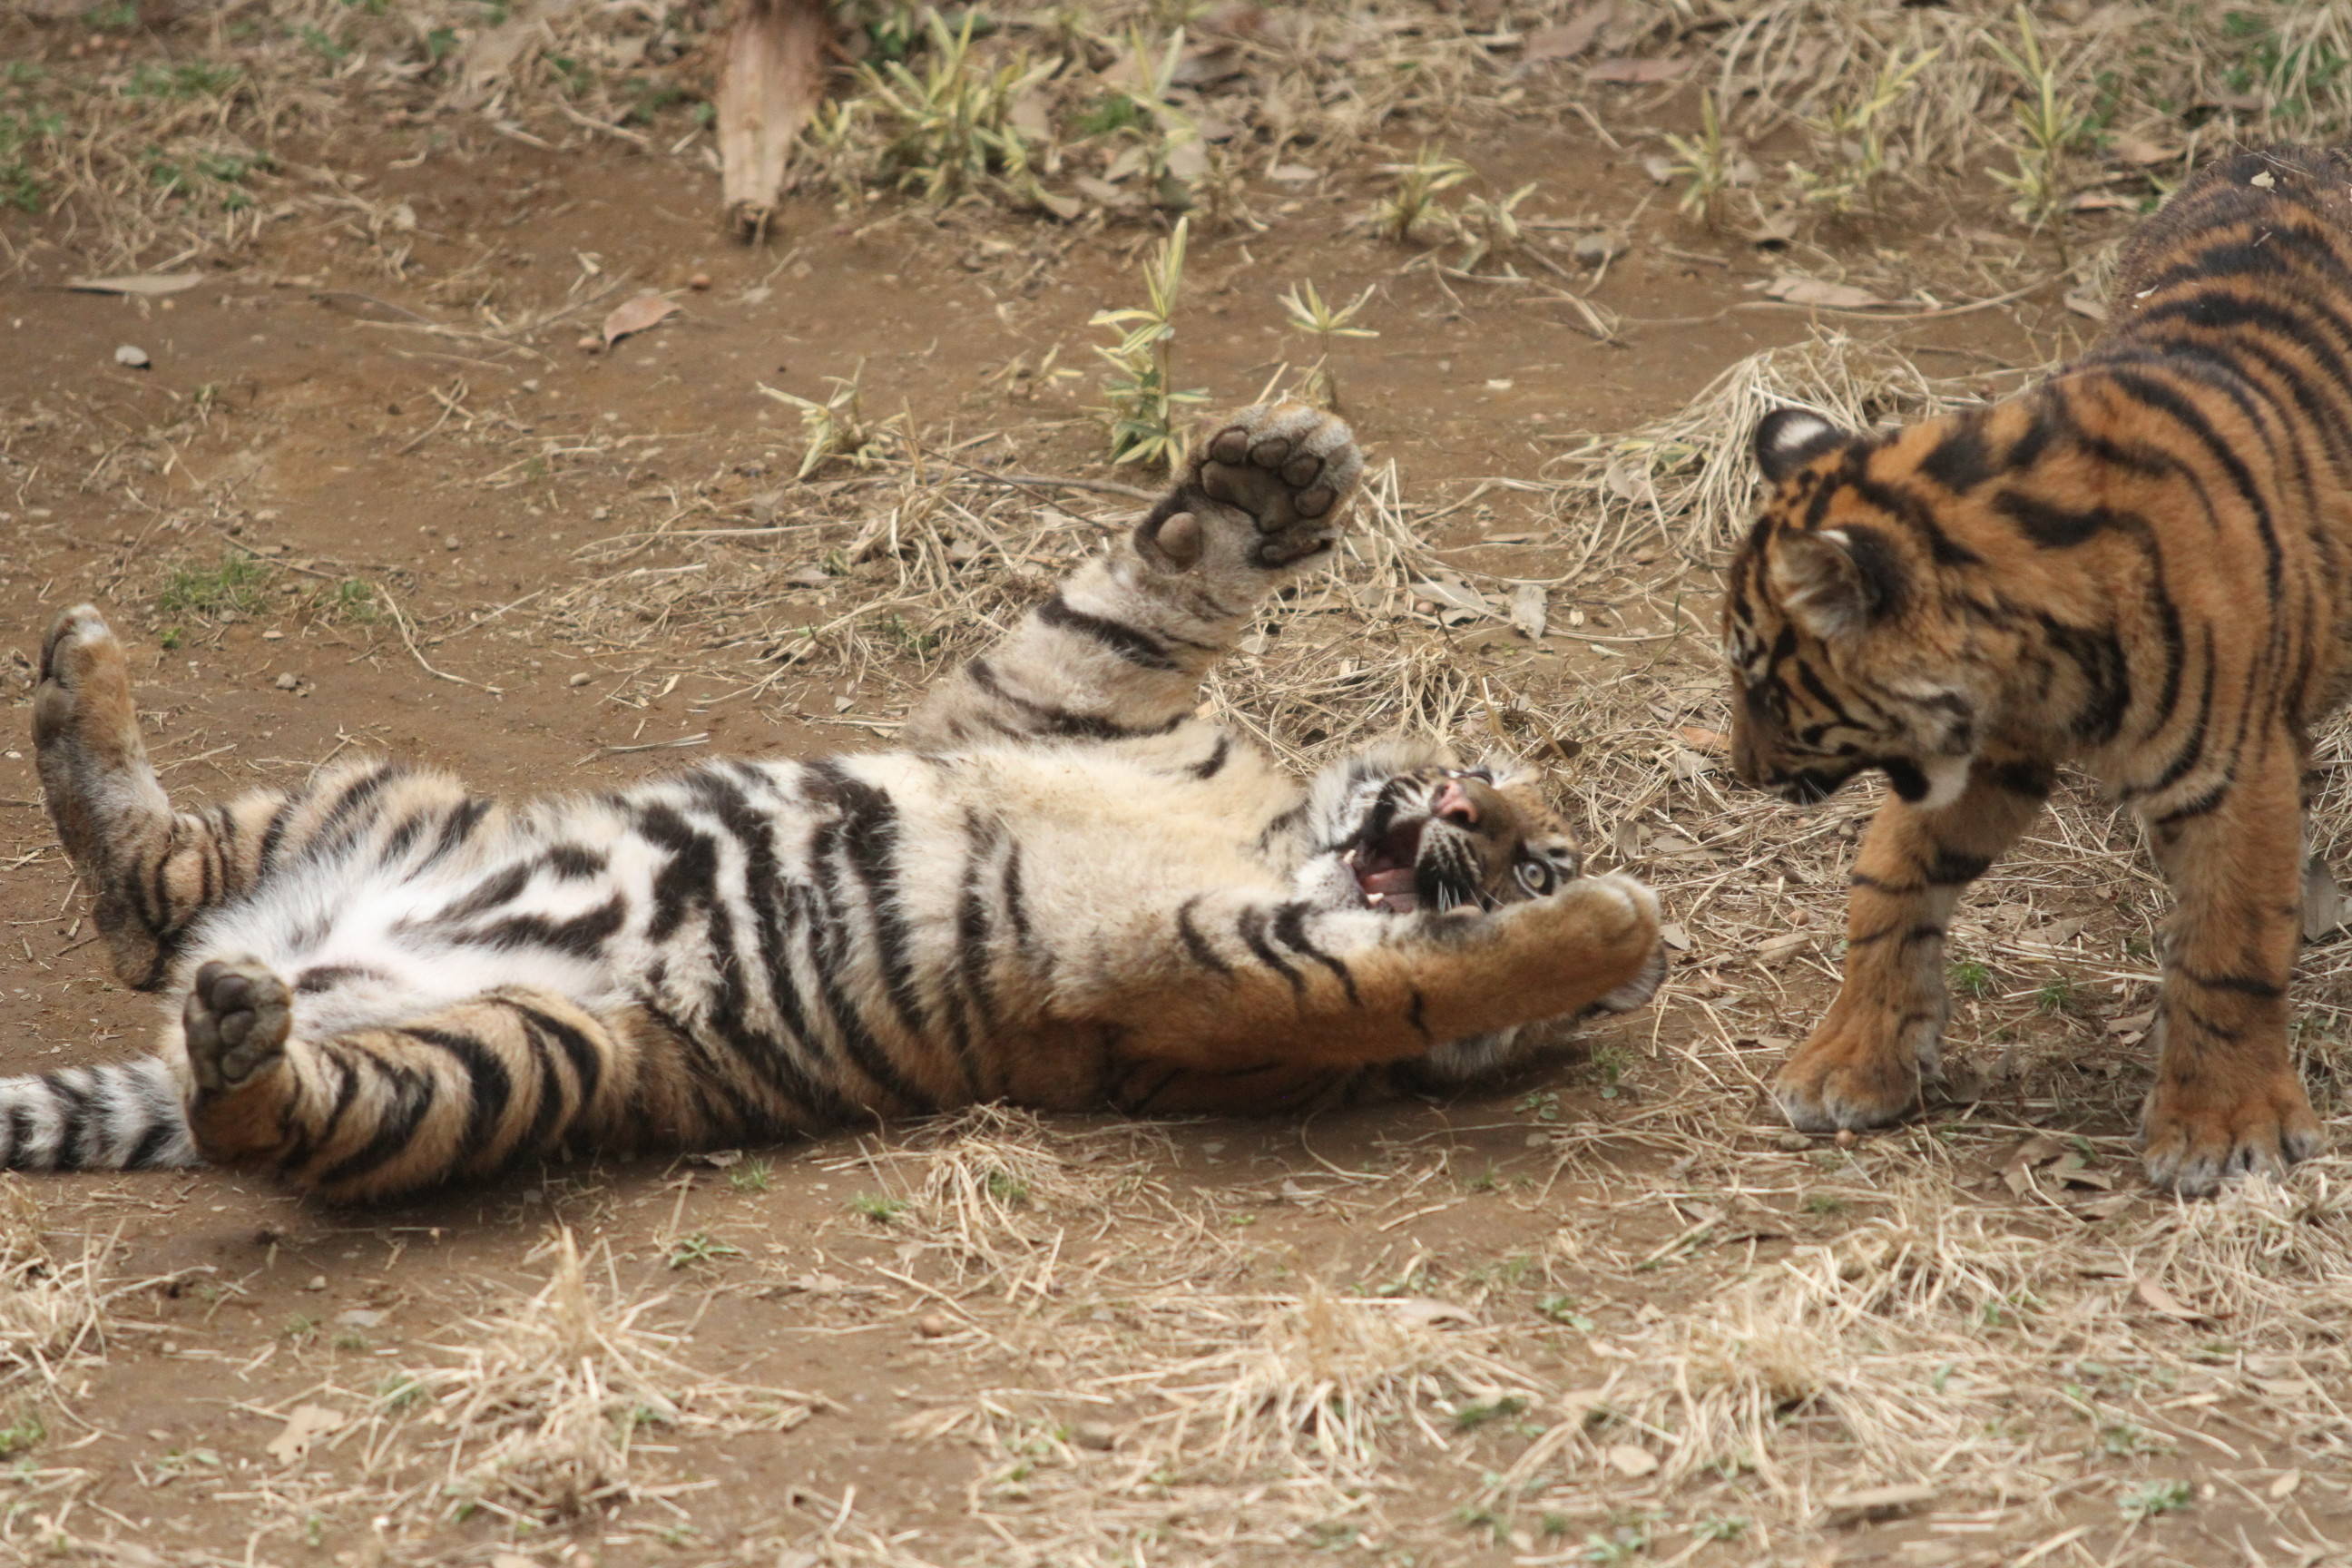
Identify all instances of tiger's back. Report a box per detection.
[1720,145,2352,1194]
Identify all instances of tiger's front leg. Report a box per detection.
[1093,877,1662,1081]
[1777,760,2051,1131]
[2139,754,2322,1195]
[903,401,1363,750]
[33,605,297,990]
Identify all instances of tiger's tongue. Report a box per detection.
[1359,867,1418,897]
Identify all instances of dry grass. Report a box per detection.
[405,1229,821,1524]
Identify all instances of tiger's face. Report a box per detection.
[1308,761,1583,916]
[1723,407,1994,811]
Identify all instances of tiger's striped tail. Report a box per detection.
[0,1058,198,1172]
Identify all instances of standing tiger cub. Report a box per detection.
[1720,146,2352,1196]
[18,402,1662,1203]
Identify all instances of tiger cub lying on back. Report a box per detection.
[20,402,1663,1203]
[1721,146,2352,1195]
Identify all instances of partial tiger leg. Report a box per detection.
[2140,752,2322,1195]
[176,958,747,1202]
[1777,760,2052,1131]
[34,606,291,989]
[1088,875,1661,1087]
[903,401,1364,749]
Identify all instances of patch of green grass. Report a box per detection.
[1950,959,1995,999]
[1451,1395,1527,1431]
[0,1409,44,1460]
[376,1374,426,1412]
[2036,976,2078,1014]
[728,1159,775,1194]
[157,554,276,620]
[125,62,243,99]
[282,1313,320,1344]
[0,111,63,214]
[1590,1043,1632,1099]
[1536,1295,1596,1331]
[849,1191,907,1224]
[318,578,380,623]
[984,1170,1030,1207]
[2119,1477,2192,1519]
[1072,92,1147,137]
[665,1230,742,1269]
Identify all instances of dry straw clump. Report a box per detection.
[407,1228,821,1523]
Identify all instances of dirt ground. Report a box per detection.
[5,3,2352,1565]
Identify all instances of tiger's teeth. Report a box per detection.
[1366,891,1386,906]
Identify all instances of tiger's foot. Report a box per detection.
[1137,402,1365,573]
[183,957,294,1094]
[1773,1005,1941,1132]
[2140,1067,2322,1197]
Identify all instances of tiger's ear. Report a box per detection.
[1769,526,1904,642]
[1753,407,1847,484]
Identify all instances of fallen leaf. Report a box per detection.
[1677,725,1728,752]
[2269,1470,2302,1500]
[601,291,680,348]
[67,272,203,296]
[1524,5,1610,64]
[2250,169,2277,190]
[1589,55,1688,83]
[1823,1483,1937,1525]
[2000,1132,2069,1196]
[2133,1277,2208,1322]
[2070,1192,2134,1222]
[2111,134,2179,166]
[1765,275,1888,309]
[1377,1297,1476,1329]
[1508,583,1548,641]
[1414,576,1494,619]
[1658,921,1690,951]
[266,1404,345,1466]
[1604,1443,1659,1477]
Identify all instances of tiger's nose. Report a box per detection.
[1433,777,1481,828]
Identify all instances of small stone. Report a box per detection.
[443,534,461,551]
[1834,1129,1858,1149]
[577,334,602,353]
[915,1311,955,1338]
[689,271,712,290]
[567,671,593,688]
[336,1308,386,1329]
[114,344,152,368]
[303,1274,327,1291]
[1072,1420,1117,1451]
[1775,1132,1813,1153]
[274,672,300,691]
[1572,231,1630,265]
[261,629,284,641]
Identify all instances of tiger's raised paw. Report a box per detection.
[32,604,142,789]
[2140,1071,2322,1197]
[1137,403,1364,573]
[183,957,294,1093]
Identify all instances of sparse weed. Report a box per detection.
[729,1159,775,1194]
[849,1191,907,1224]
[1092,216,1205,468]
[319,578,380,623]
[1789,49,1939,213]
[1449,180,1538,270]
[1370,144,1471,242]
[1277,279,1377,409]
[665,1230,742,1269]
[852,9,1050,202]
[0,1409,43,1460]
[760,363,900,479]
[1661,91,1733,224]
[1988,5,2089,249]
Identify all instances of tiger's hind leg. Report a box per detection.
[178,958,798,1202]
[34,606,293,989]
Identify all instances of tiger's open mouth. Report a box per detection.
[1344,815,1427,912]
